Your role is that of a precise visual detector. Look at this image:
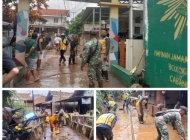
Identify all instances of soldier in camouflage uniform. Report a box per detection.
[155,106,188,140]
[81,30,103,88]
[69,34,77,65]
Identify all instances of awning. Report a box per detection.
[42,100,52,105]
[56,96,93,103]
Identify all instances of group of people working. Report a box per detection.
[40,108,79,135]
[96,91,188,140]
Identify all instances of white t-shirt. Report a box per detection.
[59,109,65,115]
[54,37,61,44]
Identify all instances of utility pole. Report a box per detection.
[32,90,34,112]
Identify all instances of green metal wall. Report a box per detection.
[144,0,187,87]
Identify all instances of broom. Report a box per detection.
[130,50,145,74]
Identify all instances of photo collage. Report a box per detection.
[2,0,188,140]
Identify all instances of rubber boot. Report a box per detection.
[141,116,144,122]
[156,136,161,140]
[59,58,62,65]
[138,117,141,122]
[102,70,104,79]
[104,71,109,81]
[123,105,125,110]
[69,58,71,64]
[73,57,76,64]
[89,83,95,88]
[55,130,59,135]
[98,80,103,88]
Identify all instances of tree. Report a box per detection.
[69,11,84,37]
[3,0,49,22]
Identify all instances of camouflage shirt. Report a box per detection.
[163,111,186,137]
[81,38,102,66]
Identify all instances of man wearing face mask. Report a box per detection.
[99,29,110,82]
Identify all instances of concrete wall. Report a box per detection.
[125,39,144,75]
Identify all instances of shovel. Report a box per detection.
[130,50,145,74]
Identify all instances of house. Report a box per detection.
[34,95,46,112]
[16,93,33,111]
[30,9,70,34]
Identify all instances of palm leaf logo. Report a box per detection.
[157,0,187,40]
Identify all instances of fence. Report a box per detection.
[70,114,93,140]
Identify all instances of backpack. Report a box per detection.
[155,109,179,117]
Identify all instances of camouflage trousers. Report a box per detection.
[155,116,169,140]
[88,63,102,85]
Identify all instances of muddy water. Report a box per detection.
[112,102,132,140]
[43,126,88,140]
[16,49,125,88]
[135,112,183,140]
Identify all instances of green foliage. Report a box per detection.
[3,90,31,115]
[3,90,17,107]
[69,11,84,37]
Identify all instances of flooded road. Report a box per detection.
[42,126,88,140]
[16,48,125,88]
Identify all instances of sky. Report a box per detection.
[16,90,74,95]
[47,0,97,20]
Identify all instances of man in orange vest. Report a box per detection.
[49,111,63,134]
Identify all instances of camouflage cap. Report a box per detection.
[89,30,96,35]
[180,106,187,113]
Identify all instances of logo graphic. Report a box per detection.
[157,0,187,40]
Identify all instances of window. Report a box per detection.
[135,18,140,23]
[54,18,58,23]
[135,27,140,34]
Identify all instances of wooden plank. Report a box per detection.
[119,39,125,67]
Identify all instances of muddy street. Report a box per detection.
[112,102,132,140]
[42,126,88,140]
[128,106,183,140]
[16,48,125,88]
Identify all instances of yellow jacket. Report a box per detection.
[122,94,128,100]
[65,113,69,118]
[99,39,106,54]
[108,101,116,108]
[96,113,115,127]
[136,100,147,108]
[59,39,67,50]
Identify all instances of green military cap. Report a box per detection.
[180,106,187,113]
